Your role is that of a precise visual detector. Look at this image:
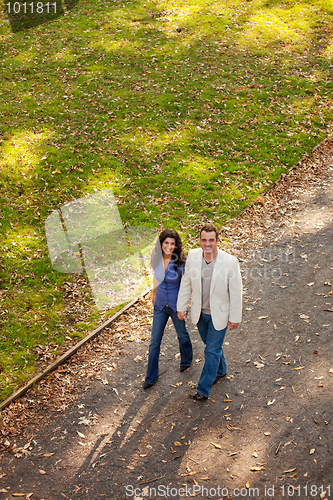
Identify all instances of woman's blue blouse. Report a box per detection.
[153,258,184,312]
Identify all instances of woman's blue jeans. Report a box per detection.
[196,312,227,398]
[145,304,193,385]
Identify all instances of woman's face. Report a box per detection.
[162,237,176,256]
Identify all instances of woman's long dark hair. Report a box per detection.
[151,229,186,271]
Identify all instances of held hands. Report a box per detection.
[177,311,187,321]
[227,321,239,330]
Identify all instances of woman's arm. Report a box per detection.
[152,275,159,305]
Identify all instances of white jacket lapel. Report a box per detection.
[210,250,224,294]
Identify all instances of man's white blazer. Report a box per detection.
[177,248,242,330]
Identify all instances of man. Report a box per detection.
[177,224,242,400]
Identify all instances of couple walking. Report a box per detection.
[143,224,242,401]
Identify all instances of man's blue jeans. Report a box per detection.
[145,304,193,385]
[196,312,227,398]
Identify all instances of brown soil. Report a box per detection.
[0,138,332,500]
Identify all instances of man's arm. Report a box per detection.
[228,258,242,325]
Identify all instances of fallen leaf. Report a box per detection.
[78,417,91,425]
[267,399,275,405]
[250,466,265,471]
[211,442,222,449]
[39,469,46,474]
[43,453,54,457]
[293,366,304,370]
[258,316,269,319]
[310,448,315,454]
[284,467,297,473]
[299,314,310,320]
[77,431,85,439]
[254,361,265,368]
[173,441,183,446]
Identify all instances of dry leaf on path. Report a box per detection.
[211,442,222,449]
[251,466,265,471]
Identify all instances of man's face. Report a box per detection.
[200,231,219,256]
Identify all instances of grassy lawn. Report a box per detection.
[0,0,332,402]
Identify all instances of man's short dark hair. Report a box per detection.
[200,224,219,240]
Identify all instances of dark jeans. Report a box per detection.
[145,304,193,385]
[196,312,227,397]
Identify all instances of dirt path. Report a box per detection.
[1,139,332,499]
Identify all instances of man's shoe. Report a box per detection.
[143,381,155,389]
[180,364,191,372]
[213,373,227,385]
[189,391,208,401]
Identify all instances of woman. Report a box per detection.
[143,229,193,389]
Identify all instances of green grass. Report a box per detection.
[0,0,332,401]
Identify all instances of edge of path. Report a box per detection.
[0,288,151,412]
